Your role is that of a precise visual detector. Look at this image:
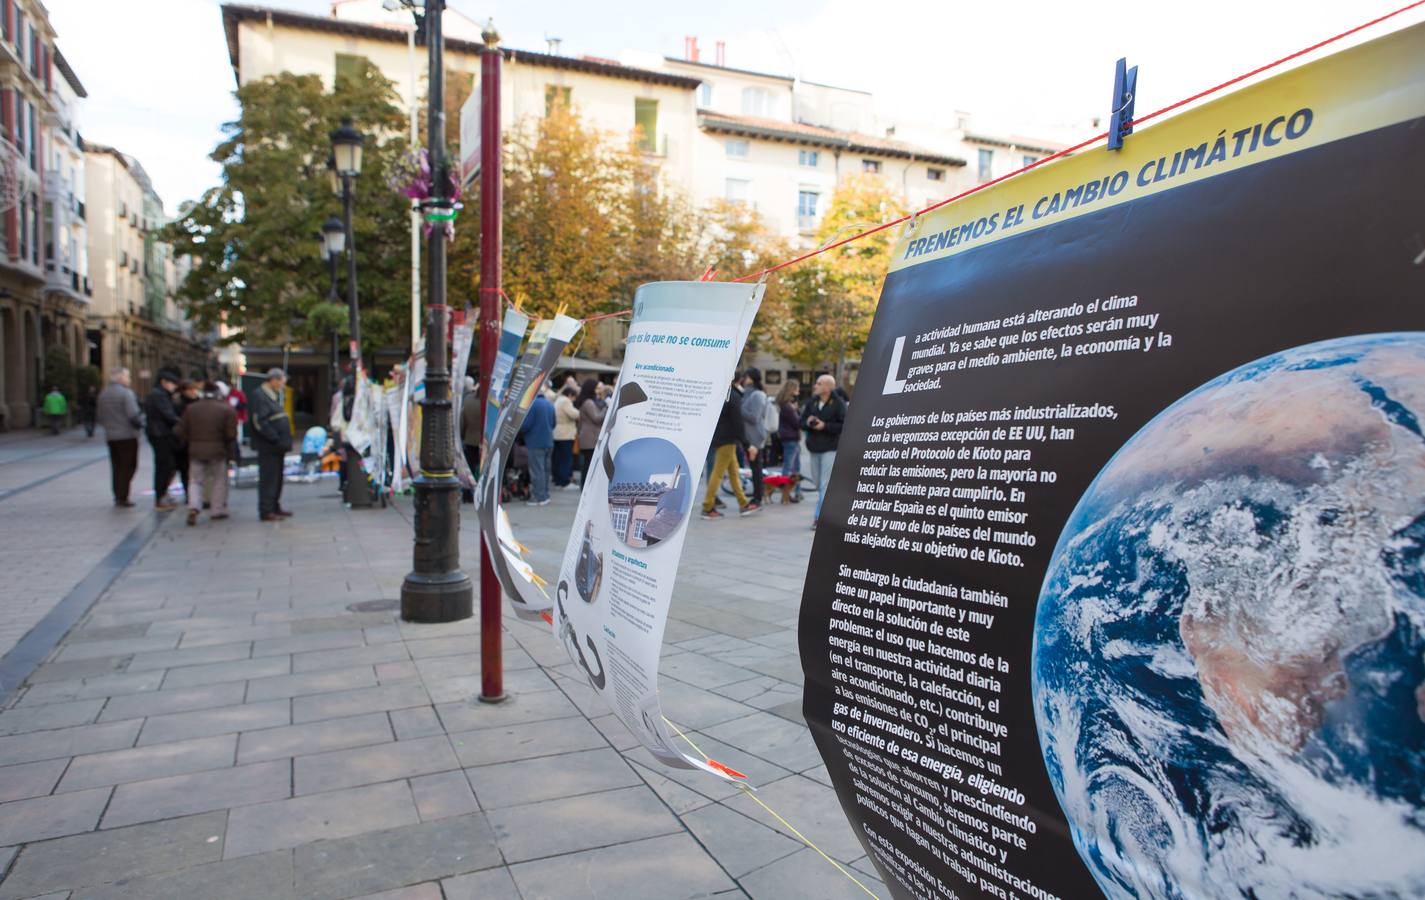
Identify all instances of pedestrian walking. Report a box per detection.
[552,385,578,489]
[460,376,480,504]
[575,378,605,490]
[144,369,182,510]
[41,386,68,434]
[702,376,759,519]
[79,383,98,437]
[520,391,556,505]
[96,366,143,507]
[739,368,768,506]
[175,382,237,525]
[776,379,803,500]
[174,380,201,504]
[250,368,293,521]
[802,374,845,528]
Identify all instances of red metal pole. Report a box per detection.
[477,26,505,702]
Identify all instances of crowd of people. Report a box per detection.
[454,366,847,529]
[94,365,288,525]
[79,360,847,530]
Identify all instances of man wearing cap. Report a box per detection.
[144,368,182,510]
[251,368,294,521]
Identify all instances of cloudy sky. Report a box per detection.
[49,0,1425,214]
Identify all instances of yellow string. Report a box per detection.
[661,716,881,900]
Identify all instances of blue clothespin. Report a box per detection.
[1107,57,1138,151]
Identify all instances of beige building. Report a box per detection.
[219,2,1061,386]
[84,144,209,398]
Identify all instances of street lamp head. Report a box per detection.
[330,118,364,177]
[321,216,346,256]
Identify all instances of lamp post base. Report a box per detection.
[400,569,473,623]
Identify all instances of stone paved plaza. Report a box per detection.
[0,428,886,900]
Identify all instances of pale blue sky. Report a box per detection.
[48,0,1425,213]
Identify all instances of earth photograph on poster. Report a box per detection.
[1034,332,1425,898]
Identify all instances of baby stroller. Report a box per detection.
[502,438,531,504]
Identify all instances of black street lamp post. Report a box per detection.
[400,0,473,623]
[320,216,345,390]
[329,122,372,510]
[329,120,364,371]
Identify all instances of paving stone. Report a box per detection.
[724,775,863,863]
[223,780,418,859]
[434,688,580,733]
[682,802,802,877]
[159,656,290,690]
[409,770,478,822]
[0,811,228,900]
[177,624,290,648]
[0,720,141,766]
[588,713,641,751]
[136,699,289,746]
[655,679,758,730]
[738,847,886,900]
[466,748,641,810]
[236,711,393,764]
[702,711,824,772]
[0,758,68,802]
[0,699,105,736]
[291,681,429,724]
[348,884,443,900]
[98,683,246,722]
[634,762,724,818]
[292,813,501,900]
[54,636,179,663]
[291,642,410,673]
[144,613,255,635]
[124,642,251,674]
[441,867,521,900]
[17,670,166,707]
[388,706,443,740]
[68,849,297,900]
[374,660,419,683]
[289,612,394,634]
[508,832,736,899]
[487,785,681,863]
[24,656,130,684]
[242,665,376,702]
[293,734,457,795]
[0,787,110,845]
[101,760,291,829]
[449,716,605,767]
[250,630,365,658]
[57,734,236,793]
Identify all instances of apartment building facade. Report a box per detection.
[85,144,209,398]
[221,2,1061,385]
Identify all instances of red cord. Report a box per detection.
[548,0,1424,318]
[732,0,1425,283]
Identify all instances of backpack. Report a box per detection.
[761,393,780,434]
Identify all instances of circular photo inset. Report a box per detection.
[607,437,692,548]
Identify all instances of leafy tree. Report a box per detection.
[164,61,411,354]
[43,345,74,399]
[776,175,904,381]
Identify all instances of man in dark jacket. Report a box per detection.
[144,368,182,509]
[250,368,293,521]
[175,382,237,525]
[802,373,846,527]
[701,375,759,519]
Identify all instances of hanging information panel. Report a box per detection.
[554,281,764,779]
[799,23,1425,900]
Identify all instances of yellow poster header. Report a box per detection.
[891,21,1425,272]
